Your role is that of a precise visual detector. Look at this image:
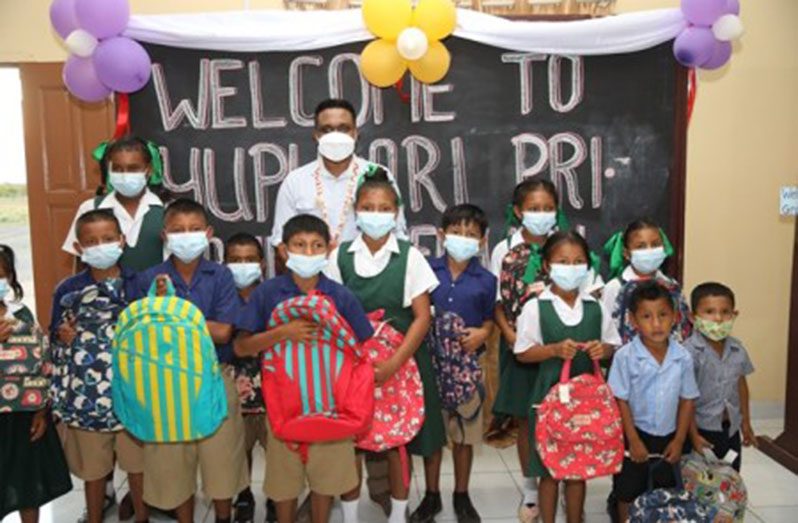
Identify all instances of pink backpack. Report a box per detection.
[535,359,624,480]
[355,310,424,486]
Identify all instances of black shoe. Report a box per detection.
[234,489,255,523]
[409,491,442,523]
[265,498,277,523]
[453,492,481,523]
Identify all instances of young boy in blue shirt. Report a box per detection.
[234,214,373,523]
[685,282,755,471]
[608,281,700,522]
[136,198,248,523]
[411,204,496,523]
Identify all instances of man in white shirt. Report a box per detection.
[270,98,407,249]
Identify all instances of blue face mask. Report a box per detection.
[0,278,9,300]
[109,171,147,198]
[444,234,480,263]
[285,253,328,279]
[227,263,262,289]
[548,263,588,292]
[356,212,396,240]
[522,212,557,236]
[167,232,209,263]
[630,246,666,275]
[80,242,124,270]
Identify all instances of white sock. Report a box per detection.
[105,479,115,498]
[341,499,359,523]
[522,476,538,505]
[389,498,409,523]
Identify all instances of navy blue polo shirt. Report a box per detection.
[135,257,240,363]
[236,273,374,342]
[49,267,139,337]
[428,255,497,328]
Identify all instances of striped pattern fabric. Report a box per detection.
[112,293,228,443]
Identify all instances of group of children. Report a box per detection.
[0,136,756,523]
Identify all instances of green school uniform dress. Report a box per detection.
[92,194,165,271]
[527,299,602,478]
[338,240,446,457]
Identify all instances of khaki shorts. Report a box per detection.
[62,427,144,481]
[243,413,268,453]
[142,368,249,509]
[443,393,484,446]
[264,423,357,501]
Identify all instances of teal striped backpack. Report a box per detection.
[112,279,228,442]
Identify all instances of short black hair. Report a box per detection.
[623,217,661,248]
[164,198,209,224]
[691,282,736,310]
[314,99,356,128]
[629,280,675,314]
[224,233,264,260]
[355,166,400,207]
[441,204,489,236]
[75,209,122,239]
[541,230,590,263]
[282,214,330,245]
[0,244,23,301]
[513,178,559,208]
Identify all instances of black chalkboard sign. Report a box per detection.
[129,37,687,276]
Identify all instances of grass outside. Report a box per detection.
[0,184,28,224]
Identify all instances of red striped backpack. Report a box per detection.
[261,292,374,451]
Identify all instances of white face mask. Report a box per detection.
[108,171,147,198]
[317,132,356,162]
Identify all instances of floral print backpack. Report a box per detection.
[629,460,712,523]
[681,451,747,522]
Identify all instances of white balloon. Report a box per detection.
[396,27,429,61]
[712,14,745,42]
[65,29,99,57]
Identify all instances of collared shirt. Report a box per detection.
[235,273,374,342]
[428,255,497,328]
[513,286,621,354]
[325,233,439,307]
[269,156,408,246]
[135,257,240,364]
[49,267,139,336]
[608,336,700,436]
[62,189,164,253]
[684,332,754,433]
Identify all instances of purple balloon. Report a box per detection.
[50,0,78,39]
[724,0,741,15]
[74,0,130,39]
[681,0,726,26]
[63,55,111,103]
[93,37,152,93]
[673,27,717,67]
[702,41,733,70]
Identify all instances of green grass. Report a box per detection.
[0,187,28,223]
[0,184,26,198]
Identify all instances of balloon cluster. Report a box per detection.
[50,0,152,102]
[360,0,456,88]
[674,0,744,70]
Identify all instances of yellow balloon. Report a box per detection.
[362,0,413,40]
[408,41,450,84]
[361,39,407,88]
[412,0,457,41]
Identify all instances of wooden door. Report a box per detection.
[20,63,114,329]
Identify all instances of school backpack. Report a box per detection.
[0,325,50,413]
[355,309,424,487]
[50,280,126,431]
[499,242,544,328]
[427,310,484,427]
[535,359,624,480]
[614,276,693,344]
[112,279,228,442]
[261,292,374,450]
[629,461,712,523]
[681,451,747,522]
[233,356,265,415]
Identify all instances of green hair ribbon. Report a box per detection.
[92,139,164,194]
[603,231,626,279]
[521,243,543,284]
[357,163,403,207]
[660,228,675,257]
[589,250,602,275]
[502,203,521,239]
[555,208,570,231]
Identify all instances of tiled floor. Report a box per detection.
[3,417,796,523]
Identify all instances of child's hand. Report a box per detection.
[505,332,517,348]
[57,319,77,345]
[0,319,13,343]
[742,422,757,447]
[154,274,171,297]
[280,319,318,344]
[374,358,399,386]
[30,409,48,442]
[663,438,684,464]
[583,340,605,361]
[459,327,489,353]
[690,433,713,454]
[629,437,649,463]
[554,339,580,360]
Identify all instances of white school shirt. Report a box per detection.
[269,156,408,246]
[325,233,439,308]
[601,266,672,329]
[513,286,621,354]
[62,189,164,254]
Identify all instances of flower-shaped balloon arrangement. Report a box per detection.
[50,0,152,102]
[674,0,744,70]
[360,0,457,88]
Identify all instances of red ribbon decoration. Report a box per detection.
[394,77,411,104]
[686,68,698,126]
[113,92,131,139]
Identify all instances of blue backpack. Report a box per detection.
[112,280,228,442]
[629,460,712,523]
